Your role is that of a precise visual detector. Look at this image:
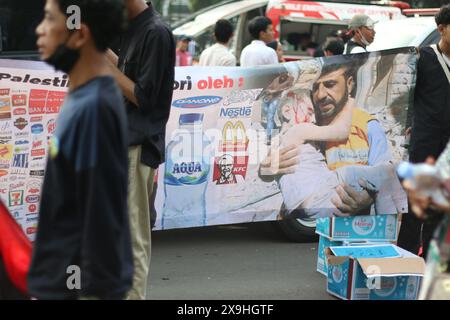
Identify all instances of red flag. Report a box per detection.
[0,200,32,294]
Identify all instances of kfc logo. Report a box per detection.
[213,154,248,185]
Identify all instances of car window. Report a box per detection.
[0,0,44,54]
[280,20,346,58]
[420,29,440,48]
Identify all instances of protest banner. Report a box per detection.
[0,47,417,236]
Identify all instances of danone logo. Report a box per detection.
[352,216,376,236]
[31,124,44,134]
[172,96,222,109]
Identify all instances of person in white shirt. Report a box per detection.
[240,16,278,67]
[343,14,377,54]
[199,19,236,67]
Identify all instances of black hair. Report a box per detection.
[435,4,450,26]
[322,38,344,56]
[55,0,127,52]
[248,16,272,40]
[266,40,278,51]
[214,19,234,43]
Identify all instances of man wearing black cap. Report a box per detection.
[176,35,192,66]
[344,14,376,54]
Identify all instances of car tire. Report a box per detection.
[276,217,318,242]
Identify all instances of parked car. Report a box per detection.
[173,0,405,63]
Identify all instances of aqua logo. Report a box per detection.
[172,162,202,175]
[172,96,222,109]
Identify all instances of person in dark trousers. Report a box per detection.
[106,0,176,300]
[27,0,132,299]
[398,4,450,259]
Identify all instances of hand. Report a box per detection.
[259,144,299,179]
[403,157,450,217]
[331,180,374,215]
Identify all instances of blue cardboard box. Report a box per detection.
[317,236,395,276]
[316,214,399,241]
[326,244,425,300]
[317,236,343,276]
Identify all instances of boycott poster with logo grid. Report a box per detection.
[154,47,417,230]
[0,59,67,241]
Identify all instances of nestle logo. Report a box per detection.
[172,96,222,108]
[219,107,252,118]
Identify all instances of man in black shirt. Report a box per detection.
[28,0,132,299]
[106,0,175,300]
[398,4,450,259]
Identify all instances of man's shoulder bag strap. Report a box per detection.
[430,44,450,86]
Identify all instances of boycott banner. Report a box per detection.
[0,47,417,237]
[0,59,68,241]
[154,47,416,230]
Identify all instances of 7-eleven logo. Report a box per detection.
[9,190,24,207]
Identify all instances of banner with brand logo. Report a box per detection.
[0,47,417,236]
[154,47,417,230]
[0,59,67,241]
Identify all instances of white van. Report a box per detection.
[173,0,406,63]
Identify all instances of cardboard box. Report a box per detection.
[317,236,344,276]
[326,244,425,300]
[317,236,396,276]
[316,214,399,241]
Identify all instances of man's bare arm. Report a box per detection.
[259,144,299,181]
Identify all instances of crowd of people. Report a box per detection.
[175,11,377,67]
[0,0,449,300]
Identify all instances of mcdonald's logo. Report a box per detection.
[219,121,249,152]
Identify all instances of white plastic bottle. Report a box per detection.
[162,113,211,229]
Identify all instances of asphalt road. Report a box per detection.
[148,222,334,300]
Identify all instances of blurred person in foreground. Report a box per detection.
[199,19,236,66]
[402,142,450,299]
[28,0,132,299]
[398,4,450,259]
